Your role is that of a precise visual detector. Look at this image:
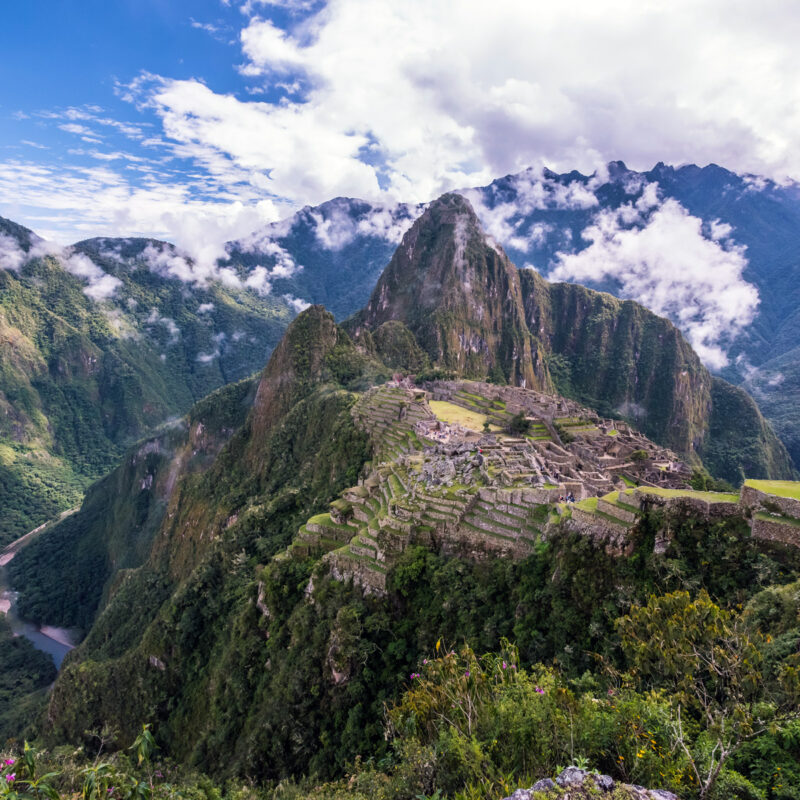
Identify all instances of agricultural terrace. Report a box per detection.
[630,486,741,504]
[744,480,800,500]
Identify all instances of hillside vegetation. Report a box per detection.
[0,217,293,544]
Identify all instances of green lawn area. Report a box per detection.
[745,480,800,500]
[574,497,598,512]
[429,400,489,431]
[307,512,352,530]
[637,487,740,503]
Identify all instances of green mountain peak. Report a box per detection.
[350,193,550,390]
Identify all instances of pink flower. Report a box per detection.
[3,760,14,767]
[535,687,545,694]
[464,670,470,677]
[6,774,15,783]
[607,689,615,696]
[502,661,507,670]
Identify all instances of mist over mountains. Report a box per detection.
[2,158,799,546]
[223,160,800,466]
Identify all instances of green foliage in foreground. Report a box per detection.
[15,575,800,800]
[40,503,800,797]
[0,618,55,742]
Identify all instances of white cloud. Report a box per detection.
[27,239,122,300]
[140,242,241,286]
[244,265,272,295]
[240,18,308,73]
[197,302,215,314]
[145,308,181,344]
[461,167,601,249]
[307,201,425,250]
[283,294,311,312]
[549,188,759,369]
[0,234,25,272]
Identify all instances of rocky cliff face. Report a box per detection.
[521,271,711,460]
[349,193,551,390]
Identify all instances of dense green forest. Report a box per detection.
[0,616,55,741]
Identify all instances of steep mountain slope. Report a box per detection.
[348,193,550,390]
[0,217,293,544]
[226,162,800,467]
[347,194,792,483]
[11,303,799,797]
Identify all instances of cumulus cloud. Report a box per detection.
[549,187,759,369]
[115,0,800,222]
[283,294,311,312]
[197,302,215,314]
[244,265,273,295]
[141,242,240,287]
[0,234,25,272]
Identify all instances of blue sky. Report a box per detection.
[1,0,799,260]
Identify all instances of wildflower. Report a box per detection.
[422,659,428,665]
[6,774,15,783]
[3,760,13,767]
[607,689,615,696]
[510,664,516,670]
[535,687,544,694]
[465,670,470,677]
[502,661,507,670]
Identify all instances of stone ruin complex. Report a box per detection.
[284,379,800,596]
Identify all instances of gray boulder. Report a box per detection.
[556,767,587,787]
[592,773,615,791]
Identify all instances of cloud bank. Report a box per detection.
[548,187,758,369]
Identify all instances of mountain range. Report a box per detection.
[1,160,799,546]
[3,193,800,799]
[225,161,800,466]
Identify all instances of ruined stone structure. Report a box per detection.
[285,380,800,596]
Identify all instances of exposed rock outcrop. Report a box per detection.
[502,766,679,799]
